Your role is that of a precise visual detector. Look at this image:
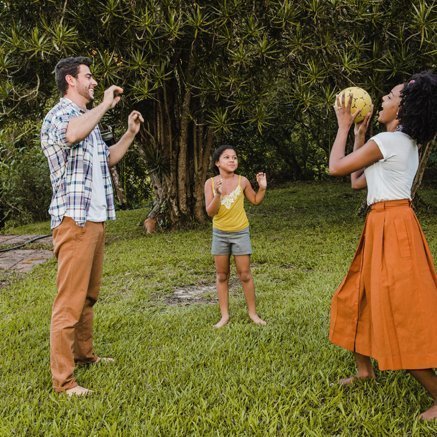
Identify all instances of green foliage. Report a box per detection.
[116,147,153,210]
[0,120,51,228]
[1,1,435,122]
[1,183,437,434]
[0,0,436,225]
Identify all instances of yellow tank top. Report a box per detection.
[212,175,249,232]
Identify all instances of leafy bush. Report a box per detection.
[0,122,51,229]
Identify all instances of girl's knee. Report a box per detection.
[216,272,229,283]
[237,270,252,283]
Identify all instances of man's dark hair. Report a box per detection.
[54,56,92,95]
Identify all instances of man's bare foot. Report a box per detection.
[338,374,375,386]
[65,385,92,397]
[249,313,266,325]
[94,356,115,364]
[419,404,437,421]
[214,317,229,328]
[76,356,115,366]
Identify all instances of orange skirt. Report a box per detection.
[329,199,437,370]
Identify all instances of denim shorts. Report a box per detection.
[211,227,252,256]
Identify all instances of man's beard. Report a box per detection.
[79,86,94,103]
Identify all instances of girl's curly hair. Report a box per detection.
[398,71,437,145]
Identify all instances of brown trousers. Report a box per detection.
[51,217,105,392]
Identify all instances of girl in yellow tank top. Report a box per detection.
[211,175,248,232]
[204,145,267,328]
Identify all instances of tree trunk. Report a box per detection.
[110,166,127,208]
[412,140,434,201]
[147,173,181,228]
[137,80,213,230]
[194,125,214,223]
[177,86,191,215]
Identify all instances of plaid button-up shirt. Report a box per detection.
[41,97,116,229]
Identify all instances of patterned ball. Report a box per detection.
[335,86,372,123]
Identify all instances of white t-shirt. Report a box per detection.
[87,142,108,222]
[364,131,418,205]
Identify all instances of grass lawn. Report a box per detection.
[1,181,436,436]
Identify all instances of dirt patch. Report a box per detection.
[166,284,217,305]
[165,279,240,306]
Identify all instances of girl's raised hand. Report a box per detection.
[256,172,267,189]
[354,105,373,138]
[334,93,359,130]
[215,177,223,195]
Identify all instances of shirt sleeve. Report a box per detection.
[369,132,395,160]
[50,109,72,148]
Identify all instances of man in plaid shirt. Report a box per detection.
[41,57,143,396]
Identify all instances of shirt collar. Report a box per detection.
[60,97,86,114]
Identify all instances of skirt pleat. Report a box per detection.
[329,199,437,370]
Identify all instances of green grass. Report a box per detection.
[1,181,436,436]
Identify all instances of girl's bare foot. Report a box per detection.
[214,316,229,328]
[337,354,375,386]
[249,313,266,325]
[420,403,437,421]
[338,375,375,386]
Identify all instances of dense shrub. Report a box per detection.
[0,123,51,228]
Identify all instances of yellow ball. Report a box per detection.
[335,86,372,123]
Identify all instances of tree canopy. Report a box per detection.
[0,0,435,228]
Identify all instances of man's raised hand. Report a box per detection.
[103,85,124,109]
[128,111,144,136]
